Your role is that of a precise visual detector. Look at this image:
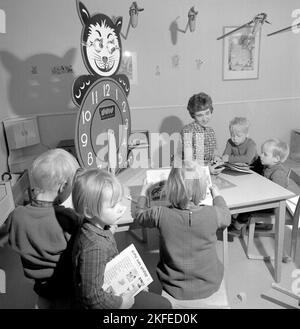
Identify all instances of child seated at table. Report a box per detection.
[135,160,231,308]
[229,138,290,236]
[222,117,258,165]
[8,148,82,308]
[71,168,171,309]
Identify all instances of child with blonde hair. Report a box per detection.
[222,117,258,165]
[8,148,82,308]
[135,160,231,308]
[71,168,171,309]
[229,138,290,236]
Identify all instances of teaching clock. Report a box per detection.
[72,2,133,173]
[75,77,131,173]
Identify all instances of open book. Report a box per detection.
[102,244,153,297]
[223,162,252,173]
[146,166,213,205]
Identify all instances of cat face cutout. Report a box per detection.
[77,1,122,77]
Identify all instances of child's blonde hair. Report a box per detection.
[31,148,79,193]
[72,168,124,218]
[164,160,208,209]
[262,139,290,163]
[229,117,250,134]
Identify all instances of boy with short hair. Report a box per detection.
[222,117,258,165]
[229,138,290,235]
[8,148,82,307]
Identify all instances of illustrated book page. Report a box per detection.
[102,244,153,297]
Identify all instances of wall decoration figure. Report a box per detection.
[155,65,160,76]
[177,7,198,33]
[195,59,204,70]
[72,1,131,173]
[120,1,144,40]
[171,55,180,69]
[31,66,38,74]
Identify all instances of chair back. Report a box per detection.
[286,169,300,260]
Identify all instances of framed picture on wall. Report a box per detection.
[222,26,261,80]
[119,51,138,85]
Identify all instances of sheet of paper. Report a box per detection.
[146,168,171,184]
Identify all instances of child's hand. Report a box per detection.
[209,184,220,198]
[120,291,135,309]
[210,163,225,175]
[109,224,118,235]
[213,155,222,163]
[222,154,229,162]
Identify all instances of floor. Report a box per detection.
[0,224,299,309]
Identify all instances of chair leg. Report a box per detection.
[246,217,276,260]
[291,215,299,261]
[222,228,228,286]
[247,218,256,258]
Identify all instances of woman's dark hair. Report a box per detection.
[187,92,213,119]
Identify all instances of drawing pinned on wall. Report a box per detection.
[119,51,138,84]
[171,55,180,69]
[0,8,6,34]
[195,59,204,70]
[155,65,161,76]
[222,26,261,80]
[51,64,73,75]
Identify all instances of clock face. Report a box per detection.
[75,77,131,172]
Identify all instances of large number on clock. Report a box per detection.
[75,78,131,173]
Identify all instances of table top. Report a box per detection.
[219,170,294,209]
[118,167,295,211]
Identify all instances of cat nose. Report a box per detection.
[102,56,108,63]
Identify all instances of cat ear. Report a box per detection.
[77,0,90,26]
[0,51,21,73]
[62,48,76,63]
[114,16,123,35]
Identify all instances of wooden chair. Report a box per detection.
[285,169,300,261]
[271,283,300,308]
[245,169,300,261]
[0,180,15,227]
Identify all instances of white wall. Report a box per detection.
[1,0,300,173]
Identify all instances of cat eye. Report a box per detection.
[93,38,103,52]
[82,38,104,52]
[107,44,118,54]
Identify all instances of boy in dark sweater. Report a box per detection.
[8,148,82,308]
[229,139,289,235]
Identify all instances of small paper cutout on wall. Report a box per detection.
[171,55,180,69]
[195,59,204,70]
[155,65,160,76]
[52,64,73,75]
[31,66,38,74]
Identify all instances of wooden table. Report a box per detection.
[117,167,295,283]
